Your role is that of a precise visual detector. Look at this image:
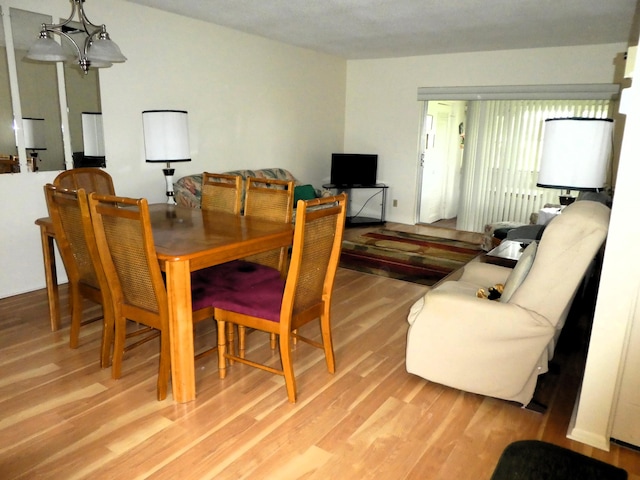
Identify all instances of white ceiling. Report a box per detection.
[125,0,639,59]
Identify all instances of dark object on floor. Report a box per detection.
[491,440,627,480]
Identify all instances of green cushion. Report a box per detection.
[294,184,316,204]
[500,241,537,303]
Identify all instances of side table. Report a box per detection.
[482,240,524,268]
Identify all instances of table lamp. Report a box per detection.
[22,118,47,172]
[142,110,191,204]
[537,117,613,205]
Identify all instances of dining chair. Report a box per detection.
[53,167,115,195]
[201,172,242,214]
[242,176,295,350]
[0,155,19,173]
[243,176,295,272]
[50,168,115,358]
[43,185,113,368]
[211,193,347,403]
[87,192,241,400]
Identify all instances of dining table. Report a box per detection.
[35,203,294,403]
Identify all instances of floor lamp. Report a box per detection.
[537,117,613,205]
[142,110,191,205]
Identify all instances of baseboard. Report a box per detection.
[566,393,611,451]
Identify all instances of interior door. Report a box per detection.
[418,102,453,224]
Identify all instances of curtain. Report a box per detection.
[457,99,610,232]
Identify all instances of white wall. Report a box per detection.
[568,38,640,450]
[0,0,346,298]
[344,44,626,225]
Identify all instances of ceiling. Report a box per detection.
[125,0,639,59]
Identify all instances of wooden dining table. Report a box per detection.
[36,203,294,403]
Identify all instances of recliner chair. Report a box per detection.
[405,200,610,407]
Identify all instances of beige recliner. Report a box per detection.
[405,200,610,407]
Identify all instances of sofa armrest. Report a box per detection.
[406,288,554,404]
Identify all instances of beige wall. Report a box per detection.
[344,43,626,225]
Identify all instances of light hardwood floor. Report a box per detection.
[1,268,639,479]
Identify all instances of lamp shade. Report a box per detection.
[22,118,47,150]
[537,117,613,191]
[26,31,69,62]
[82,112,105,157]
[142,110,191,163]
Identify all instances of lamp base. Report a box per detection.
[163,167,176,205]
[559,195,576,206]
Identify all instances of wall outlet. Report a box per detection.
[392,199,398,207]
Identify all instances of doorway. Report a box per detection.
[417,100,466,225]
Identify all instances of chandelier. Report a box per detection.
[26,0,126,74]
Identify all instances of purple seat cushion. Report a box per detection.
[191,260,285,322]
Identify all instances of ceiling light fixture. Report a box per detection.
[26,0,126,74]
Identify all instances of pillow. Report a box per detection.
[294,184,317,204]
[499,241,537,303]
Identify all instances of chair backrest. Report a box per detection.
[243,176,295,270]
[244,176,295,222]
[88,193,168,319]
[510,200,610,327]
[201,172,242,214]
[0,155,18,173]
[281,194,347,322]
[54,168,115,195]
[44,185,102,291]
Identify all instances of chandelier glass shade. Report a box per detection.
[26,0,126,74]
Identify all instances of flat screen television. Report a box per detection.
[330,153,378,186]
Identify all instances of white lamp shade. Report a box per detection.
[88,37,127,63]
[537,117,613,190]
[22,118,47,150]
[142,110,191,163]
[82,112,105,157]
[26,33,69,62]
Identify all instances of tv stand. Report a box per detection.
[323,183,388,227]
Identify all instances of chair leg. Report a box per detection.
[227,323,235,364]
[100,303,114,368]
[270,332,277,349]
[111,315,127,380]
[279,330,296,403]
[157,328,170,401]
[320,312,336,373]
[217,319,228,379]
[69,284,82,349]
[239,326,247,358]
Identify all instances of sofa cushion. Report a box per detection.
[500,241,537,303]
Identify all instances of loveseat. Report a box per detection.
[405,200,610,407]
[174,167,330,210]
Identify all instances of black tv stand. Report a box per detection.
[323,183,388,227]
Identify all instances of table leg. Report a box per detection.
[165,260,196,403]
[39,224,61,331]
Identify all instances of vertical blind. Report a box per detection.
[457,99,611,232]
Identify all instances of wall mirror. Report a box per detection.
[0,6,17,173]
[0,5,105,174]
[11,7,65,172]
[63,20,104,168]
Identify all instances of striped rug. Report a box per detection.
[340,229,482,286]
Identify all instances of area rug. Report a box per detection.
[491,440,627,480]
[339,229,482,285]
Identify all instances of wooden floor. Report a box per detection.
[1,268,640,479]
